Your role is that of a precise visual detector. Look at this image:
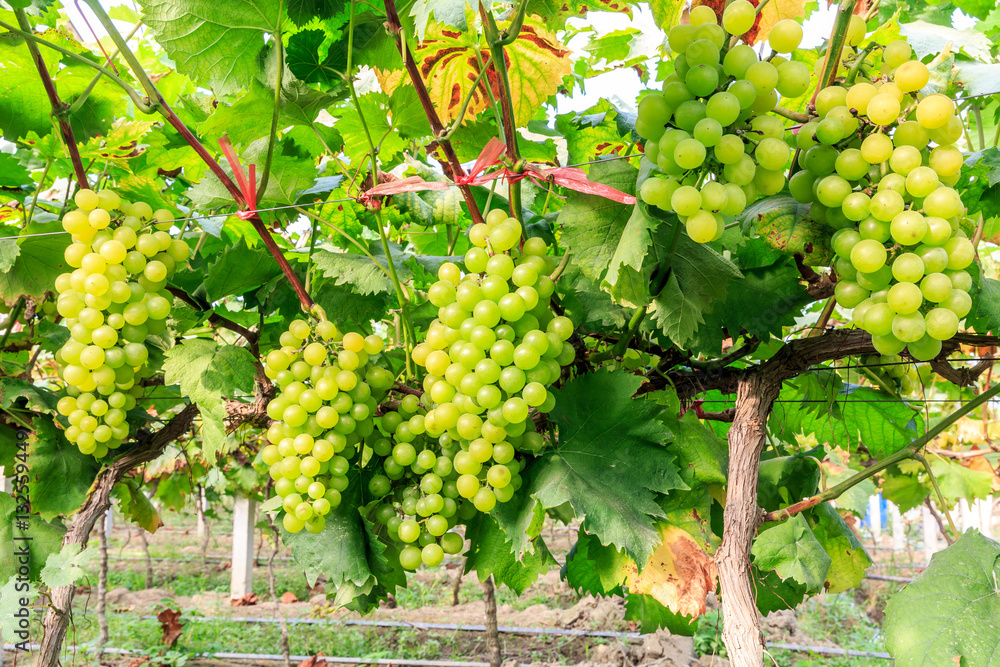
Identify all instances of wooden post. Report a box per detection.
[922,503,939,565]
[868,495,882,543]
[978,496,994,538]
[230,493,256,599]
[889,502,905,551]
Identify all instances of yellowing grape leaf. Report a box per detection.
[750,0,808,46]
[379,18,571,126]
[622,524,717,619]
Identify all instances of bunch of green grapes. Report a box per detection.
[260,319,395,534]
[368,210,574,563]
[366,398,468,570]
[790,40,973,361]
[636,3,808,242]
[53,189,188,456]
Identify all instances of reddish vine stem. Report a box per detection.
[15,9,88,190]
[383,0,485,226]
[81,0,313,312]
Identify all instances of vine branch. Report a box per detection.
[14,9,88,190]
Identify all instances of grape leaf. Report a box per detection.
[740,196,832,266]
[198,79,338,149]
[409,0,468,40]
[0,154,30,188]
[623,524,717,619]
[495,369,683,564]
[930,458,995,505]
[113,479,164,533]
[648,224,742,349]
[561,529,629,596]
[0,493,65,583]
[623,592,698,635]
[0,575,36,643]
[334,91,409,169]
[394,18,571,126]
[162,340,258,460]
[143,0,282,95]
[806,503,871,594]
[39,543,93,588]
[28,415,101,521]
[771,380,923,457]
[668,412,728,487]
[554,100,633,169]
[883,530,1000,665]
[0,39,57,140]
[752,514,831,593]
[464,514,555,594]
[281,479,403,611]
[558,160,639,284]
[0,221,70,306]
[312,249,398,296]
[900,20,993,61]
[881,471,929,513]
[203,237,284,301]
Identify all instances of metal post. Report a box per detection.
[889,502,905,551]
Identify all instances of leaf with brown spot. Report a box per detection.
[964,453,1000,491]
[385,18,571,126]
[157,608,183,646]
[623,524,718,619]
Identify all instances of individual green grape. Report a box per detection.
[769,19,803,53]
[722,0,756,34]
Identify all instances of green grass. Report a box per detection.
[773,593,887,666]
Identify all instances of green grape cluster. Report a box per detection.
[636,3,807,242]
[366,399,469,569]
[260,319,394,535]
[788,39,973,361]
[258,210,577,570]
[53,189,188,456]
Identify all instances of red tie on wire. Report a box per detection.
[362,138,636,205]
[218,134,259,220]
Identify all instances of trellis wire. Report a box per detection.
[2,643,893,663]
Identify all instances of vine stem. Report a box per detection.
[346,0,414,374]
[845,43,877,85]
[811,0,857,106]
[15,9,88,190]
[65,19,144,117]
[772,106,813,123]
[382,0,485,226]
[0,297,25,349]
[914,452,959,537]
[480,2,526,222]
[761,383,1000,523]
[80,0,314,312]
